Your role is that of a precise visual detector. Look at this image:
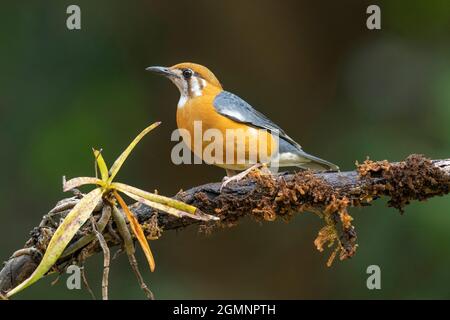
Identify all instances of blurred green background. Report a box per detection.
[1,0,449,299]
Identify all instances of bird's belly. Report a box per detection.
[176,98,277,169]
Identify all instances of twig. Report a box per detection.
[112,248,124,261]
[77,242,98,299]
[107,220,122,244]
[128,254,154,300]
[50,274,60,286]
[80,264,96,300]
[110,203,153,299]
[90,216,110,300]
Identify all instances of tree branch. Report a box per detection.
[1,154,449,295]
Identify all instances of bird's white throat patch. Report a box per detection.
[178,94,188,108]
[177,78,206,108]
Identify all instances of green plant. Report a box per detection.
[6,121,217,298]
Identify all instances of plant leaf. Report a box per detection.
[118,187,218,222]
[120,190,185,218]
[112,182,198,215]
[61,204,111,258]
[108,122,161,183]
[93,149,109,182]
[113,190,155,272]
[7,188,103,297]
[111,205,135,255]
[63,177,104,192]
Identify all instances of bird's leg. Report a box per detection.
[224,169,240,179]
[220,163,263,191]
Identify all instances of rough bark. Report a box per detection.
[1,154,449,294]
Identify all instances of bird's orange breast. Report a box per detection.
[176,89,277,170]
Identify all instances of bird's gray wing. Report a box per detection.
[213,91,300,148]
[213,91,339,171]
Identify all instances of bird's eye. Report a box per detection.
[182,69,193,79]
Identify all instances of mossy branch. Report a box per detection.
[1,154,449,295]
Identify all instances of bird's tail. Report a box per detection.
[276,138,339,171]
[295,150,339,171]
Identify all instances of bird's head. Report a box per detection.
[146,63,222,107]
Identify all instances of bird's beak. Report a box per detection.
[145,66,177,78]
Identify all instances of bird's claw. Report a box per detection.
[220,163,264,192]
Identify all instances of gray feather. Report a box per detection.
[214,91,297,144]
[213,91,339,171]
[278,139,339,171]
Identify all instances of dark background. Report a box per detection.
[1,0,449,299]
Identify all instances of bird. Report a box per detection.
[146,62,338,185]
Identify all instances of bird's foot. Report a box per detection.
[220,163,267,191]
